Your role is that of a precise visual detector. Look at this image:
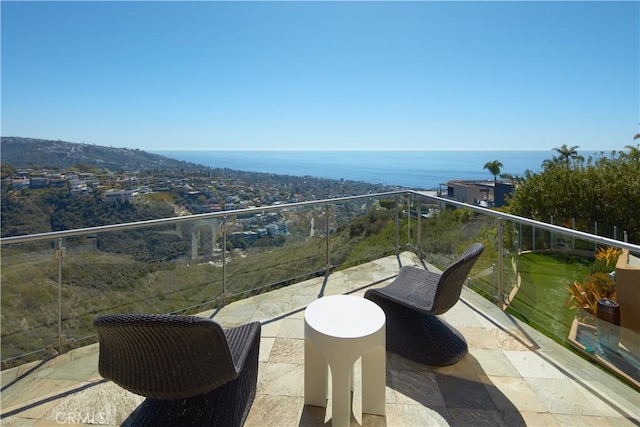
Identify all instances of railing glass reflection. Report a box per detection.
[2,190,638,388]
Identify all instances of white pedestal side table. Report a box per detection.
[304,295,386,427]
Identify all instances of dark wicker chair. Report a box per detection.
[94,313,261,427]
[364,243,484,366]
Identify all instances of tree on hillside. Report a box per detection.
[483,160,503,182]
[73,162,99,174]
[1,164,16,179]
[551,144,583,166]
[499,173,524,185]
[506,147,640,243]
[623,143,640,160]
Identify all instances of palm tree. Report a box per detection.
[542,155,561,170]
[500,172,522,185]
[483,160,503,182]
[623,143,640,160]
[552,144,582,166]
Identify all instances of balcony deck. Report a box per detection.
[1,252,638,426]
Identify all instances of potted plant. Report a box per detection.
[592,246,621,275]
[566,246,621,352]
[566,272,617,320]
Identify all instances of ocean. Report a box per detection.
[153,150,555,190]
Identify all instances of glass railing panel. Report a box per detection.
[522,217,631,251]
[592,220,628,242]
[461,212,502,304]
[547,217,630,244]
[408,195,502,302]
[506,222,627,348]
[506,229,591,343]
[222,207,328,300]
[1,239,61,369]
[57,220,225,354]
[0,194,407,368]
[506,228,639,387]
[220,195,401,299]
[405,193,441,257]
[501,218,521,305]
[409,196,639,388]
[3,190,638,387]
[330,196,398,271]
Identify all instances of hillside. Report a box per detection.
[1,136,399,238]
[1,136,202,172]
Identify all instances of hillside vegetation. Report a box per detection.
[1,136,198,171]
[1,137,400,238]
[0,208,392,366]
[1,203,494,369]
[5,136,637,370]
[506,145,640,243]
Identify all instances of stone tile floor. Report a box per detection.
[1,252,639,426]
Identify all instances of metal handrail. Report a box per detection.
[0,191,405,245]
[3,189,637,252]
[413,191,640,252]
[2,189,639,368]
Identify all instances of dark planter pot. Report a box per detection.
[596,298,620,353]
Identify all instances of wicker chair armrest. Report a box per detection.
[224,322,262,372]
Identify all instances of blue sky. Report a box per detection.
[2,1,638,151]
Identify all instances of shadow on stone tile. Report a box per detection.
[299,404,330,426]
[447,408,508,427]
[437,373,495,410]
[387,354,526,427]
[299,404,388,427]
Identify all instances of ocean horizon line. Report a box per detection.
[155,149,554,153]
[153,150,559,190]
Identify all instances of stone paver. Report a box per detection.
[1,253,638,426]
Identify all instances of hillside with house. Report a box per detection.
[1,137,398,238]
[1,136,199,172]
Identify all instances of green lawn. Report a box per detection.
[508,252,593,342]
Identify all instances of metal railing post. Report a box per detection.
[222,216,227,306]
[416,198,422,258]
[4,189,640,368]
[532,226,536,251]
[325,207,331,274]
[491,263,496,302]
[518,223,522,251]
[408,194,413,247]
[55,237,65,352]
[394,195,400,256]
[497,218,504,306]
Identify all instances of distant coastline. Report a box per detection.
[154,150,557,190]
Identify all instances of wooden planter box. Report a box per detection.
[568,312,640,390]
[616,249,640,351]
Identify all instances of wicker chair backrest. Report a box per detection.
[431,243,484,314]
[94,314,237,400]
